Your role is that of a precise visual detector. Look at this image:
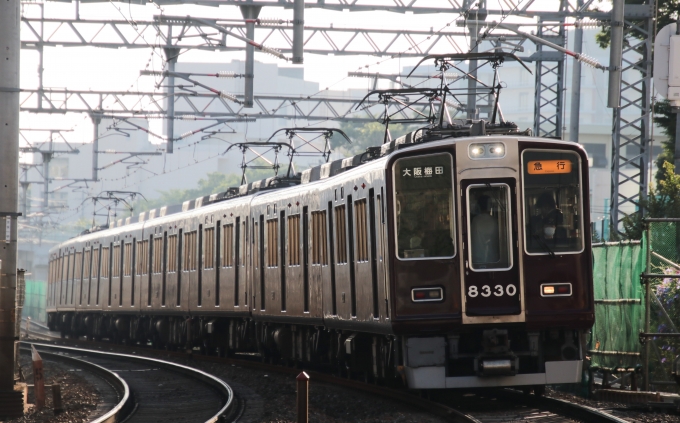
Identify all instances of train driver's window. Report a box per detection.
[467,184,513,271]
[522,149,583,255]
[393,153,455,259]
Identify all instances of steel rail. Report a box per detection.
[19,342,132,423]
[24,341,235,423]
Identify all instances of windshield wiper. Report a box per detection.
[533,234,556,258]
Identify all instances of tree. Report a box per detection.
[337,121,416,155]
[595,0,679,49]
[623,161,680,239]
[653,100,677,184]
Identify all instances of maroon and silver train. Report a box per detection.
[47,121,593,390]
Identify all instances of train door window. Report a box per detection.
[393,153,455,259]
[355,199,368,262]
[334,205,347,264]
[204,227,215,269]
[223,224,234,267]
[112,245,121,278]
[466,184,513,271]
[74,251,82,305]
[131,240,136,306]
[288,215,300,266]
[124,242,132,277]
[153,237,163,274]
[92,248,99,305]
[184,231,197,271]
[266,218,278,267]
[522,149,584,255]
[136,240,148,276]
[167,235,178,273]
[311,211,328,265]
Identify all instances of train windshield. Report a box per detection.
[522,149,583,255]
[393,153,455,260]
[467,184,513,271]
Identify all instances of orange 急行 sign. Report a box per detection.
[527,160,572,175]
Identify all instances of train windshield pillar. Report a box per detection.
[522,150,584,255]
[392,153,455,260]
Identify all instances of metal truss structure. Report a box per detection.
[17,0,656,233]
[19,88,433,123]
[609,1,655,231]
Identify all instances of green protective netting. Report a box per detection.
[22,280,47,324]
[590,239,645,369]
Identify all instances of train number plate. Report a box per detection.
[467,284,517,298]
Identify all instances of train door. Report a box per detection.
[461,179,521,318]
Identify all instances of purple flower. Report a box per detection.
[662,358,667,363]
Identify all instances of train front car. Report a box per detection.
[388,136,593,390]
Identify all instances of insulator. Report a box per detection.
[258,18,285,25]
[105,149,116,154]
[577,54,605,70]
[443,72,460,79]
[181,115,197,120]
[180,131,193,139]
[218,71,237,78]
[259,45,288,61]
[574,20,601,29]
[219,91,240,103]
[445,100,462,110]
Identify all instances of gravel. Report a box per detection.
[5,353,101,423]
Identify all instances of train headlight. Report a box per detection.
[412,287,444,302]
[468,143,506,160]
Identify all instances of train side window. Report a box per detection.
[522,149,584,255]
[152,237,163,274]
[83,249,91,281]
[167,235,178,273]
[467,184,513,271]
[288,215,301,266]
[136,240,148,276]
[75,251,83,280]
[112,245,121,278]
[311,211,328,265]
[204,227,215,269]
[355,199,368,262]
[183,231,198,271]
[393,153,455,259]
[124,242,132,277]
[266,218,278,267]
[223,224,234,267]
[334,205,347,264]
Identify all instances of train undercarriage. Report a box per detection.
[48,311,585,390]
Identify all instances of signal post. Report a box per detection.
[0,0,23,418]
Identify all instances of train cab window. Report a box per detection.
[522,150,583,255]
[466,184,513,271]
[393,153,455,259]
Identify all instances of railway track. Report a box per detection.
[23,341,235,423]
[24,328,630,423]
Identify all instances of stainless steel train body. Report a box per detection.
[47,134,594,390]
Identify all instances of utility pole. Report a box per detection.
[673,20,680,174]
[164,26,180,154]
[0,0,24,418]
[569,0,584,143]
[240,5,262,108]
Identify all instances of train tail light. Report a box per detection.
[540,283,572,297]
[412,287,444,302]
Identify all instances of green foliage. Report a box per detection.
[654,100,677,184]
[337,121,416,155]
[134,171,240,213]
[595,0,679,49]
[623,161,680,238]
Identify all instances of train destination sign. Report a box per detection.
[401,165,445,178]
[527,160,572,175]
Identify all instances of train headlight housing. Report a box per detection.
[468,143,506,160]
[540,283,572,297]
